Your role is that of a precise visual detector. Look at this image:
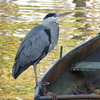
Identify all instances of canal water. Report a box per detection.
[0,0,100,99]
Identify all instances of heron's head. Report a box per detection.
[43,12,73,24]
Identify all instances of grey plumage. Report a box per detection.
[12,24,54,78]
[12,12,72,83]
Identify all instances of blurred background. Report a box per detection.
[0,0,100,99]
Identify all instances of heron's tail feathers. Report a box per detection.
[12,61,20,79]
[12,61,30,79]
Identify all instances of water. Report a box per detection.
[0,0,100,99]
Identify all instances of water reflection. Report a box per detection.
[0,0,100,99]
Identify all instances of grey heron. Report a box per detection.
[12,12,72,86]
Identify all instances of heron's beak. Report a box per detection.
[59,12,73,18]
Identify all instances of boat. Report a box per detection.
[35,34,100,100]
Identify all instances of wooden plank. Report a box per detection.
[71,62,100,71]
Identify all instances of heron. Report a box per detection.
[12,12,72,86]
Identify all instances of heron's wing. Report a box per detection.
[12,24,51,78]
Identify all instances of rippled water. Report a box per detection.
[0,0,100,99]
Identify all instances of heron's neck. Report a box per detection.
[42,18,56,26]
[42,19,57,27]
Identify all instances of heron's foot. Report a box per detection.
[36,82,50,95]
[36,82,57,100]
[46,92,57,100]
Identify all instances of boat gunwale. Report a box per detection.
[40,34,100,82]
[39,95,100,99]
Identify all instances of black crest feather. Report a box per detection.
[43,13,57,20]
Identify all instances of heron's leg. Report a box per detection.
[33,64,38,84]
[33,64,50,95]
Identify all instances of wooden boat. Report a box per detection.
[35,34,100,100]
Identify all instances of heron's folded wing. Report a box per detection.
[13,25,51,75]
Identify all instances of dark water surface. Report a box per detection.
[0,0,100,99]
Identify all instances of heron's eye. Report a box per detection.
[54,15,57,17]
